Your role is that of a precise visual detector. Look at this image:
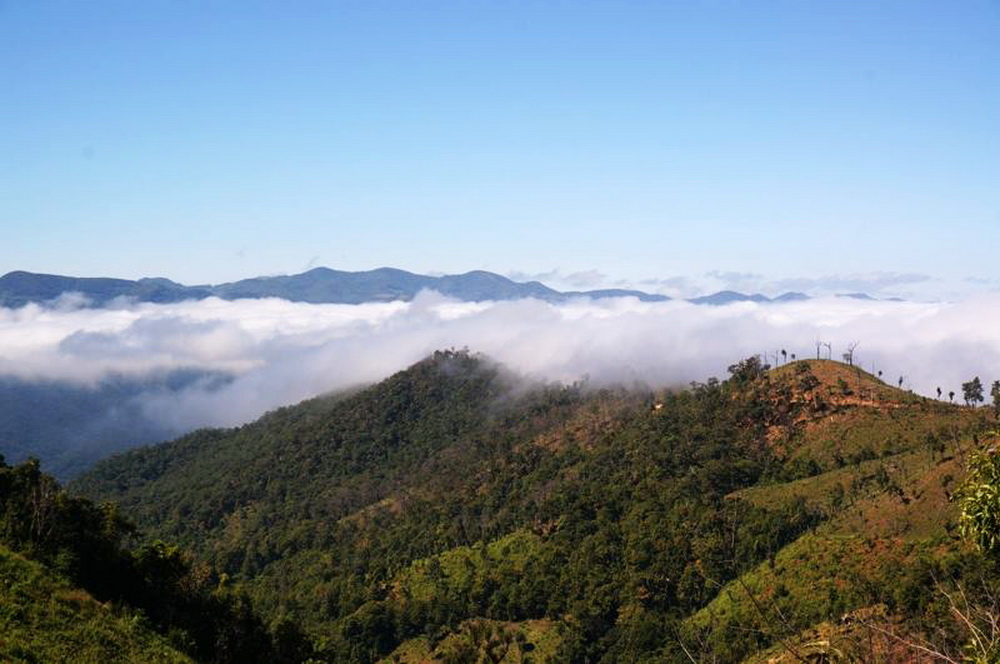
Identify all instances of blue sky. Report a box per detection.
[3,1,998,297]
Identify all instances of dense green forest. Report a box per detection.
[62,350,1000,662]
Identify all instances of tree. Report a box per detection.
[842,342,859,366]
[950,390,956,403]
[937,387,942,400]
[959,449,1000,554]
[938,451,1000,663]
[898,376,904,389]
[925,431,944,459]
[963,377,985,407]
[781,349,787,364]
[992,381,1000,419]
[727,356,767,385]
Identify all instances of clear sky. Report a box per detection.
[3,1,999,298]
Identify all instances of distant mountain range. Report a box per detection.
[0,268,879,308]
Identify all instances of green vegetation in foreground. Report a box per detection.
[0,456,315,663]
[0,544,191,664]
[71,353,1000,662]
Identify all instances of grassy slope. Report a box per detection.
[376,531,569,661]
[0,545,191,664]
[388,530,551,603]
[686,360,995,661]
[681,534,941,659]
[741,605,941,664]
[381,619,565,664]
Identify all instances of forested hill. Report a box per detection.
[74,352,1000,662]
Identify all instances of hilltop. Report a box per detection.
[680,359,993,661]
[71,352,1000,662]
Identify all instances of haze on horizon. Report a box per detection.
[3,1,999,301]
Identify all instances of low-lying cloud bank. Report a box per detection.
[3,292,1000,435]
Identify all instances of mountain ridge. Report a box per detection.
[0,268,879,307]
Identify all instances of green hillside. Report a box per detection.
[74,353,1000,662]
[0,543,191,663]
[0,456,314,663]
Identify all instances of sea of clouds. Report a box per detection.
[2,291,1000,434]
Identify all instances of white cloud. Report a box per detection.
[2,292,1000,434]
[506,268,609,290]
[768,272,933,297]
[703,270,767,293]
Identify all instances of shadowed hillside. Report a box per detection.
[0,543,192,664]
[0,457,314,663]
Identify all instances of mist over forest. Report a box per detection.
[3,290,1000,475]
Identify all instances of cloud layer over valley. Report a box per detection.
[4,292,1000,443]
